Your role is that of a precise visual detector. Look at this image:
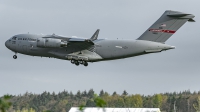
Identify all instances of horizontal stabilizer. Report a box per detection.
[167,11,195,22]
[188,18,195,22]
[167,14,191,17]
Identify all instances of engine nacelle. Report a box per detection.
[37,38,67,48]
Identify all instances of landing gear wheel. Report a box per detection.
[80,60,83,64]
[71,59,75,64]
[84,62,88,67]
[13,55,17,59]
[75,61,80,66]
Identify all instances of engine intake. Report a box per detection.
[37,38,67,48]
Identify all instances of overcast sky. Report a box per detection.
[0,0,200,96]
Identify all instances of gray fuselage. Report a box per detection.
[5,34,175,62]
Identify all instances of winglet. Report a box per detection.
[90,29,100,41]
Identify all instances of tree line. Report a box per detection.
[1,89,200,112]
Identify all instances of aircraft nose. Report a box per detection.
[5,40,9,48]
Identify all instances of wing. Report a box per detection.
[67,38,95,52]
[42,29,99,52]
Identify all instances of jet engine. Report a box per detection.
[37,38,67,48]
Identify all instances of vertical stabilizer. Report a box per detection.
[137,10,195,42]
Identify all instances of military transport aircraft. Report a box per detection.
[5,10,195,66]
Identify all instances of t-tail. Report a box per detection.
[137,10,195,43]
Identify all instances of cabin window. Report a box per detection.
[29,38,37,41]
[12,36,17,40]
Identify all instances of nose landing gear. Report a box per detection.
[13,53,17,59]
[13,55,17,59]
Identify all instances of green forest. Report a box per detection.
[1,89,200,112]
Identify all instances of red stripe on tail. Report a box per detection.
[149,29,176,34]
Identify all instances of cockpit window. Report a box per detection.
[12,36,17,40]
